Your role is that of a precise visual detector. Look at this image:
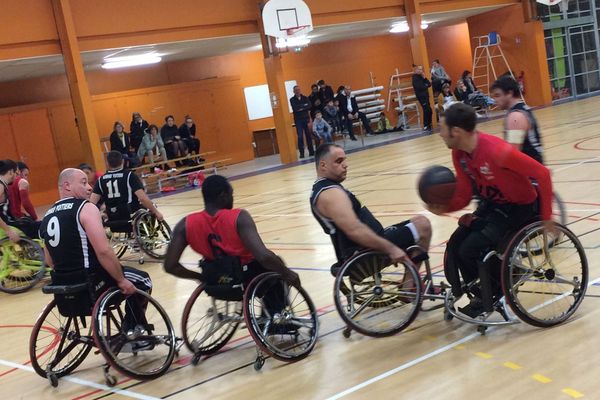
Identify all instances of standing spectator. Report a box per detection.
[317,79,335,105]
[178,115,201,155]
[337,85,372,139]
[129,112,149,152]
[431,59,451,93]
[412,65,433,132]
[137,124,170,169]
[323,100,341,134]
[289,85,314,158]
[8,162,38,221]
[161,115,188,166]
[308,84,323,116]
[109,121,140,168]
[312,111,333,144]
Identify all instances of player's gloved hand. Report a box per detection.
[117,278,137,296]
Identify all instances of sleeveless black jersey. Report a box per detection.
[505,102,544,164]
[93,168,144,220]
[310,178,384,261]
[40,198,102,273]
[0,179,12,223]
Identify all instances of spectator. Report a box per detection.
[289,85,314,158]
[376,111,394,134]
[109,121,140,168]
[323,100,341,134]
[178,115,201,155]
[8,162,38,221]
[129,112,149,152]
[461,70,494,111]
[431,59,451,93]
[461,70,478,95]
[312,111,333,144]
[336,85,372,139]
[161,115,188,166]
[78,163,102,188]
[317,79,335,105]
[454,79,470,103]
[138,124,170,169]
[309,84,323,116]
[412,65,433,132]
[437,83,458,113]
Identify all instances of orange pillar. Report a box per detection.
[405,0,437,128]
[52,0,104,171]
[258,3,298,164]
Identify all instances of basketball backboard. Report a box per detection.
[536,0,569,10]
[262,0,313,38]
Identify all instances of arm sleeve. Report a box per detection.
[497,147,553,220]
[92,179,102,195]
[129,172,144,192]
[19,189,38,220]
[446,151,475,212]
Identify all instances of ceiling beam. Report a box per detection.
[420,0,520,14]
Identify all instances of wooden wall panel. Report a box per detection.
[48,103,85,169]
[0,114,19,161]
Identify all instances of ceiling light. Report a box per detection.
[275,36,311,49]
[389,23,409,33]
[101,53,162,69]
[421,21,430,30]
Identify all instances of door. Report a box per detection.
[567,23,600,97]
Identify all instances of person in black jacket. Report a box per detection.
[129,112,149,152]
[317,79,335,105]
[109,121,140,168]
[178,115,201,155]
[290,85,315,158]
[308,84,323,117]
[161,115,188,166]
[412,65,433,132]
[336,86,371,139]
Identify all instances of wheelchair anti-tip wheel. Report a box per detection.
[0,236,46,294]
[181,284,243,357]
[134,212,172,259]
[244,272,318,362]
[92,288,177,380]
[334,250,422,337]
[502,222,588,328]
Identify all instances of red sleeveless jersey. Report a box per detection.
[186,209,254,265]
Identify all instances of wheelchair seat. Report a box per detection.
[42,282,88,295]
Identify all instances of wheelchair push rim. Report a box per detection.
[502,222,588,328]
[244,272,319,362]
[181,284,242,356]
[92,288,177,380]
[134,213,172,259]
[334,251,422,337]
[29,299,93,379]
[0,236,46,294]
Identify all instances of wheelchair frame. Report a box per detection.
[0,231,46,294]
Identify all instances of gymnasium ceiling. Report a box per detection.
[0,4,505,83]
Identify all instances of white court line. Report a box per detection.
[327,275,600,400]
[0,359,160,400]
[553,155,600,174]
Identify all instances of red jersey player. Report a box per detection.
[430,103,554,317]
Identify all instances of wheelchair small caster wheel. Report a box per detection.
[48,373,58,387]
[342,327,352,339]
[191,353,202,366]
[254,356,265,371]
[105,374,117,387]
[138,258,144,265]
[477,325,488,335]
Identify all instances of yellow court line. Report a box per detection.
[453,345,465,350]
[532,374,553,384]
[503,361,522,370]
[474,352,493,359]
[562,388,584,399]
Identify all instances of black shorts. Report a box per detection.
[383,220,417,249]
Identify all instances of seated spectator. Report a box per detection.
[431,59,451,94]
[437,83,459,113]
[323,100,341,134]
[129,112,149,152]
[161,115,188,166]
[8,162,38,221]
[178,115,201,156]
[109,121,141,168]
[460,70,494,111]
[376,111,394,134]
[309,84,323,116]
[312,111,333,144]
[336,85,373,139]
[138,124,170,169]
[454,79,469,103]
[317,79,335,104]
[78,163,102,188]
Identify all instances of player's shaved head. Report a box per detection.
[58,168,83,187]
[58,168,92,200]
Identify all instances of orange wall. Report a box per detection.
[425,22,473,84]
[467,4,551,105]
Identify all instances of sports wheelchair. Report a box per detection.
[29,272,178,387]
[0,226,46,294]
[105,208,172,264]
[181,258,319,371]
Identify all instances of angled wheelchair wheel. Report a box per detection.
[134,212,172,259]
[181,284,242,357]
[334,251,422,337]
[0,237,46,294]
[244,273,318,362]
[106,228,129,259]
[92,288,177,380]
[29,299,93,380]
[502,222,588,328]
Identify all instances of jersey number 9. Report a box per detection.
[47,216,60,247]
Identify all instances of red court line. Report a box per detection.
[0,324,59,378]
[574,136,600,151]
[563,200,600,207]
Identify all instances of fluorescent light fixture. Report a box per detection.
[421,21,430,29]
[389,21,430,33]
[101,53,162,69]
[275,35,311,48]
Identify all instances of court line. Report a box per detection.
[0,359,160,400]
[553,154,600,174]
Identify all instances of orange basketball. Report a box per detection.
[418,166,457,205]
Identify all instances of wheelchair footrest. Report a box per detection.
[42,283,89,295]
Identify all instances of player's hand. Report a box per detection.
[117,279,137,296]
[154,211,164,221]
[426,203,447,215]
[283,269,301,288]
[542,220,559,238]
[7,229,20,243]
[388,246,409,264]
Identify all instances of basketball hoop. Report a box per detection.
[262,0,313,39]
[536,0,570,11]
[285,24,310,37]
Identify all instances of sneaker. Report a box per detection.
[458,297,485,318]
[120,325,155,353]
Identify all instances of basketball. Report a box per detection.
[418,165,457,205]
